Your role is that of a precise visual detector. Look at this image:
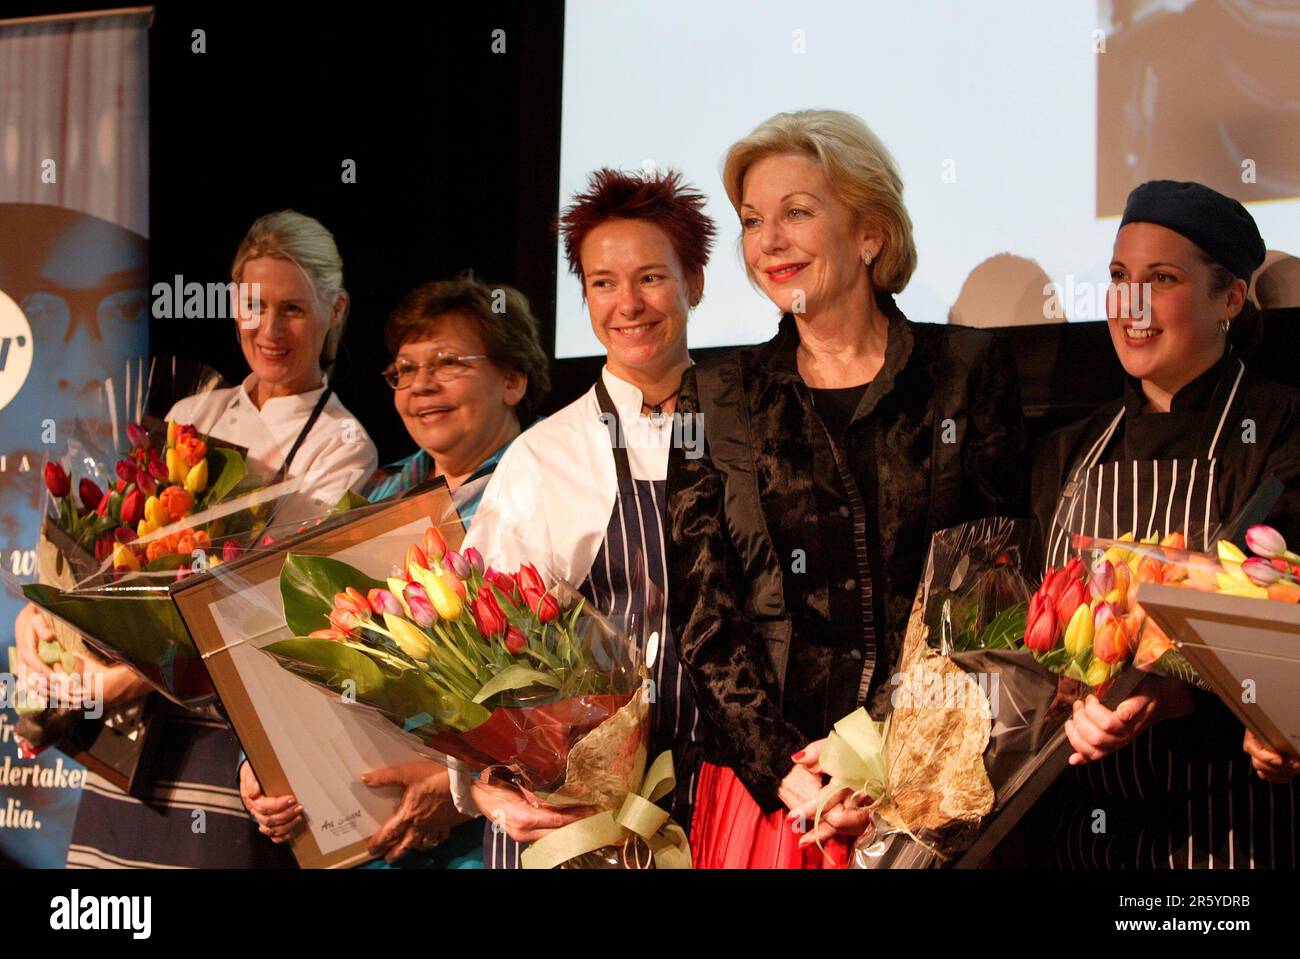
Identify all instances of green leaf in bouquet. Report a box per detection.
[972,604,1027,650]
[202,447,247,505]
[264,637,489,733]
[20,582,209,703]
[1035,645,1073,674]
[472,663,561,704]
[1148,646,1200,684]
[280,553,384,637]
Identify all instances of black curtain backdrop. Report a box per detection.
[6,0,1296,464]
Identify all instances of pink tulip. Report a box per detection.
[446,549,471,580]
[403,582,437,628]
[464,547,485,575]
[1245,525,1287,560]
[367,588,404,617]
[1242,557,1284,586]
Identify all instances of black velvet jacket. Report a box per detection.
[667,297,1027,811]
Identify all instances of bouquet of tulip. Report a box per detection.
[264,526,690,869]
[1021,531,1205,693]
[15,357,328,708]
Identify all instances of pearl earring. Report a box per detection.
[862,250,874,267]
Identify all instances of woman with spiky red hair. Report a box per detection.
[460,166,719,868]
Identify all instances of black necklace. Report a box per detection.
[641,384,683,422]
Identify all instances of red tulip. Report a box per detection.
[424,526,448,564]
[135,465,157,497]
[471,590,507,638]
[1041,568,1069,605]
[1064,557,1086,581]
[222,541,244,563]
[518,562,545,596]
[503,625,527,655]
[535,592,559,624]
[1055,578,1086,627]
[44,462,71,498]
[120,488,144,526]
[1024,593,1060,653]
[113,526,137,544]
[78,478,103,511]
[94,537,113,563]
[127,423,150,449]
[96,491,111,517]
[486,568,519,604]
[115,458,136,484]
[148,456,169,483]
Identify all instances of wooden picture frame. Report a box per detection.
[170,484,466,868]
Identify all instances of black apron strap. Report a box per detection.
[594,376,633,488]
[270,384,333,486]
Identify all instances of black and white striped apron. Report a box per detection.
[483,380,702,868]
[1046,359,1297,868]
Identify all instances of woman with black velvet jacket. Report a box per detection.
[666,109,1027,868]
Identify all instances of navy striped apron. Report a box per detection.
[483,380,702,868]
[1046,360,1297,868]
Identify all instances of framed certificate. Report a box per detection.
[171,484,465,868]
[1137,583,1300,760]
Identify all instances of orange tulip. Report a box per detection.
[1093,615,1132,664]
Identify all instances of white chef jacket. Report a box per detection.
[451,366,682,813]
[166,373,378,523]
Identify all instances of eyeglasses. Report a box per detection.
[382,353,489,389]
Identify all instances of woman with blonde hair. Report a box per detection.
[15,209,377,868]
[666,110,1026,867]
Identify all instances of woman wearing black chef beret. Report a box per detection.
[1025,180,1300,868]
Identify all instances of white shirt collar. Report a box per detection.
[599,361,694,418]
[236,372,331,417]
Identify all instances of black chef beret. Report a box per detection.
[1120,180,1266,282]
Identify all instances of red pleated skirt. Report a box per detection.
[690,761,851,869]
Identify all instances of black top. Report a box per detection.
[1031,348,1300,546]
[668,295,1028,810]
[810,383,871,443]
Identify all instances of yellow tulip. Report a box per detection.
[167,420,179,447]
[1085,658,1111,687]
[383,613,432,660]
[184,459,208,493]
[166,448,186,483]
[1214,574,1268,599]
[137,519,156,538]
[1064,603,1094,658]
[1217,540,1247,564]
[145,495,167,528]
[417,567,463,620]
[387,577,414,617]
[111,543,140,571]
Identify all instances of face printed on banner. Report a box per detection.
[740,153,876,318]
[390,312,525,467]
[234,256,336,394]
[1106,222,1240,394]
[580,218,697,382]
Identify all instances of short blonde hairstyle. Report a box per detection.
[722,109,917,294]
[231,210,348,373]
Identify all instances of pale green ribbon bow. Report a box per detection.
[520,751,692,870]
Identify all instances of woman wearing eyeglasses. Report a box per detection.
[238,273,551,868]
